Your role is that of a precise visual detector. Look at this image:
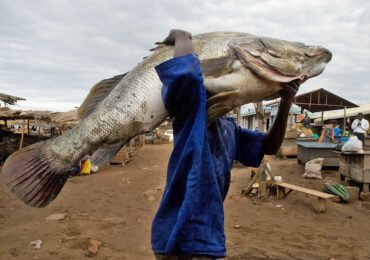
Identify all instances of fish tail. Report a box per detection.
[2,141,70,208]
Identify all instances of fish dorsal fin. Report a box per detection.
[200,56,235,78]
[149,43,167,52]
[78,73,127,120]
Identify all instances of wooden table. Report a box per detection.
[339,151,370,192]
[297,142,340,167]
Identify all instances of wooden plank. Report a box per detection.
[275,182,334,199]
[259,169,267,199]
[110,149,131,164]
[241,170,259,196]
[242,159,267,196]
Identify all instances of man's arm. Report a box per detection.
[261,80,300,155]
[155,29,203,121]
[351,120,357,130]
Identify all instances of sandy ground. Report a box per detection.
[1,143,370,260]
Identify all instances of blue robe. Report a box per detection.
[152,54,265,257]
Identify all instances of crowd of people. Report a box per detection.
[302,112,369,146]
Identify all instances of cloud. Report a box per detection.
[0,0,369,111]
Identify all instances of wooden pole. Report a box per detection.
[259,168,267,199]
[235,107,242,126]
[27,119,30,134]
[256,102,264,131]
[321,111,324,126]
[343,106,347,132]
[19,119,25,150]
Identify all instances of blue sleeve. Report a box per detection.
[235,127,265,167]
[155,54,203,120]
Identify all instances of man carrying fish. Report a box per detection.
[2,26,331,258]
[152,29,300,259]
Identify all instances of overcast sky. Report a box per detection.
[0,0,369,111]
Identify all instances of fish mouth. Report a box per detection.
[304,46,332,63]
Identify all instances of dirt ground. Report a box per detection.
[1,144,370,260]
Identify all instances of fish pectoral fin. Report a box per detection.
[206,89,240,123]
[78,73,128,120]
[200,56,235,78]
[207,89,240,108]
[207,103,232,125]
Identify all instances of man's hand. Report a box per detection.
[158,29,192,46]
[158,29,194,57]
[280,79,300,102]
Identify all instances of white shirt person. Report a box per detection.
[351,114,369,134]
[351,113,369,145]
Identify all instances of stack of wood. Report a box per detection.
[241,160,273,199]
[110,147,138,165]
[110,136,143,165]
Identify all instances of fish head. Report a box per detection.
[228,35,332,84]
[200,33,332,122]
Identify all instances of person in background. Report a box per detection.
[334,124,342,142]
[343,126,350,137]
[319,120,336,143]
[351,113,369,146]
[302,111,311,129]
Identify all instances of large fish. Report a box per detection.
[2,32,332,207]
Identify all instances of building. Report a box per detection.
[240,101,301,132]
[240,88,359,133]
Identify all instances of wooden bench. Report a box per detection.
[275,182,335,213]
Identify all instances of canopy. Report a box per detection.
[293,88,358,113]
